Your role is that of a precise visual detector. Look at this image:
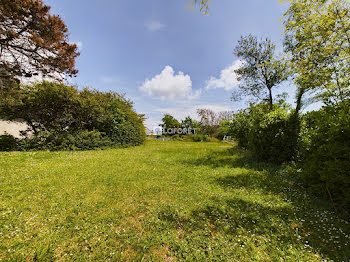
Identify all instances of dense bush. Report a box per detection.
[298,101,350,213]
[227,100,350,214]
[206,136,220,143]
[172,133,218,142]
[227,110,250,147]
[228,103,299,163]
[248,107,299,163]
[0,134,18,151]
[19,130,114,151]
[0,81,146,150]
[192,133,208,142]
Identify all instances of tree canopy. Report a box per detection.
[160,114,181,130]
[233,35,287,109]
[0,0,79,84]
[283,0,350,111]
[181,116,198,129]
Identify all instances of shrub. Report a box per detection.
[0,134,18,151]
[299,101,350,213]
[180,134,194,142]
[248,107,299,163]
[193,133,208,142]
[227,110,251,147]
[17,130,114,151]
[0,81,146,150]
[171,134,182,141]
[217,121,231,140]
[179,134,211,142]
[206,137,220,143]
[228,103,299,162]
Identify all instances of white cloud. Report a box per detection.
[140,66,201,100]
[206,60,243,91]
[145,21,166,32]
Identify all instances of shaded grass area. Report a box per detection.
[0,141,349,261]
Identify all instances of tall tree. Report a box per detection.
[160,114,181,130]
[181,116,198,130]
[233,35,287,110]
[0,0,79,84]
[196,108,220,135]
[283,0,350,112]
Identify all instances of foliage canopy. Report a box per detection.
[0,81,146,150]
[0,0,79,83]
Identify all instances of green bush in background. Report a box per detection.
[227,109,251,148]
[248,107,299,163]
[228,103,299,163]
[227,100,350,214]
[19,130,114,151]
[0,81,146,151]
[299,101,350,213]
[0,134,18,151]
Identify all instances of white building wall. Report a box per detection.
[0,120,28,138]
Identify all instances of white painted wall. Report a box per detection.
[0,120,28,138]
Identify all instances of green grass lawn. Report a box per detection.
[1,141,349,261]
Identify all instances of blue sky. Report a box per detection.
[45,0,290,129]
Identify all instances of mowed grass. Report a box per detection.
[0,141,349,261]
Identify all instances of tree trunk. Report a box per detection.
[268,88,273,110]
[295,87,306,115]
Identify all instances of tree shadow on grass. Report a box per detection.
[156,197,300,260]
[168,146,350,261]
[183,146,293,197]
[182,146,279,172]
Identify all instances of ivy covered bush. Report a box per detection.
[0,81,146,151]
